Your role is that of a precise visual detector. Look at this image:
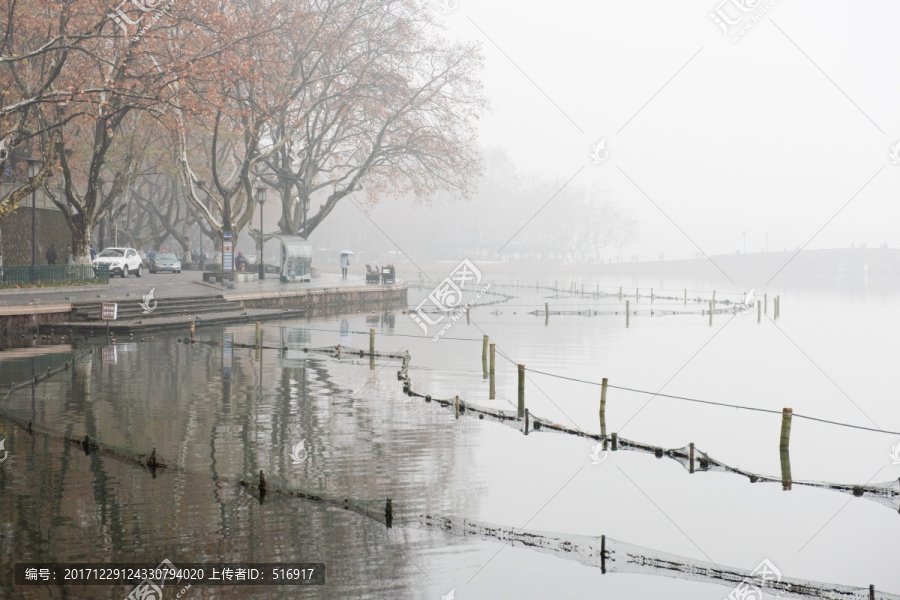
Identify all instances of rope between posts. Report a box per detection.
[491,348,900,437]
[3,349,95,398]
[300,325,486,342]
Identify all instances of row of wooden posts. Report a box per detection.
[474,334,797,485]
[361,326,797,466]
[238,323,867,596]
[240,324,796,488]
[538,292,782,328]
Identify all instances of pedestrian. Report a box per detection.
[90,245,97,261]
[148,249,156,262]
[45,244,57,265]
[340,252,349,279]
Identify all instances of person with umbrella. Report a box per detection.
[340,250,353,279]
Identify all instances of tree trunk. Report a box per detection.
[71,216,92,265]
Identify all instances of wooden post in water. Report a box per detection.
[482,335,489,363]
[190,321,195,342]
[255,321,261,347]
[780,445,792,491]
[489,343,496,400]
[636,288,639,302]
[601,535,606,574]
[489,343,496,375]
[455,395,459,419]
[600,377,608,440]
[650,288,654,303]
[764,293,768,314]
[780,408,793,450]
[545,302,549,327]
[618,286,622,301]
[369,328,375,371]
[712,290,716,305]
[625,300,630,328]
[611,432,618,451]
[709,300,713,326]
[870,585,876,600]
[525,408,530,435]
[689,442,695,473]
[466,306,470,325]
[517,363,525,418]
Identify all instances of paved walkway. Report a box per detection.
[0,270,390,308]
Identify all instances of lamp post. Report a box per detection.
[25,158,41,281]
[255,186,266,280]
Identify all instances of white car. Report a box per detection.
[93,247,143,278]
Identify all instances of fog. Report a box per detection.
[308,0,900,271]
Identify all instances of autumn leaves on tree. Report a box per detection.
[0,0,485,260]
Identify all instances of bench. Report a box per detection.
[365,264,380,284]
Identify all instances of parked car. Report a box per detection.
[149,252,182,274]
[93,247,143,278]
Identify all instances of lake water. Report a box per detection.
[1,266,899,599]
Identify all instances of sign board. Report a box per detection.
[101,346,117,365]
[222,231,234,272]
[101,302,118,320]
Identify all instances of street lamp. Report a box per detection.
[255,186,266,280]
[25,157,41,281]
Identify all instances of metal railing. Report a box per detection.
[0,264,109,287]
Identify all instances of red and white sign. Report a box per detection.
[101,302,118,320]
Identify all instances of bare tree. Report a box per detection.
[259,0,486,238]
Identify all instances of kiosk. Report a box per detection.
[272,235,313,283]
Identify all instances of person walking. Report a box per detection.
[45,244,57,265]
[340,252,349,279]
[89,245,96,261]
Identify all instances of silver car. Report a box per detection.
[93,247,143,278]
[149,252,181,274]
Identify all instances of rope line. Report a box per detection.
[517,366,900,436]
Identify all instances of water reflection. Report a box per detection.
[0,323,477,598]
[2,277,900,597]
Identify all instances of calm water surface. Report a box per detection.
[1,268,899,599]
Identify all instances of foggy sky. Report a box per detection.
[430,0,900,260]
